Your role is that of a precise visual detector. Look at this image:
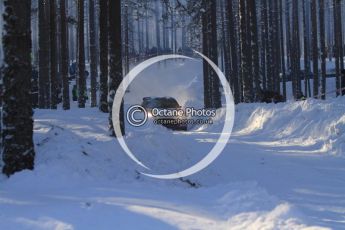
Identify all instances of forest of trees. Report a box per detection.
[0,0,345,175]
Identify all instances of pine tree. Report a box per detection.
[260,0,268,91]
[220,0,227,72]
[266,0,274,92]
[170,1,175,52]
[201,0,221,108]
[201,0,211,107]
[272,0,281,94]
[333,0,344,95]
[50,0,58,109]
[145,1,150,53]
[291,0,301,99]
[311,0,319,98]
[137,7,144,55]
[209,0,221,108]
[302,0,311,98]
[38,0,50,109]
[162,0,168,51]
[285,0,291,81]
[154,0,161,53]
[78,0,86,108]
[248,0,261,100]
[1,0,35,176]
[0,1,3,153]
[278,0,286,100]
[89,0,97,107]
[334,0,340,96]
[239,0,253,102]
[108,0,125,136]
[99,0,108,112]
[69,0,77,64]
[319,0,326,99]
[124,0,130,75]
[60,0,70,110]
[337,1,344,76]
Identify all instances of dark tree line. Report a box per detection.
[171,0,344,103]
[0,0,125,175]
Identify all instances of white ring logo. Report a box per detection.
[112,51,235,179]
[126,105,148,127]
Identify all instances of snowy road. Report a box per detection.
[1,98,345,229]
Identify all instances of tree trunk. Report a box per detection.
[319,0,326,99]
[279,0,286,100]
[221,0,229,74]
[129,6,135,56]
[60,0,70,110]
[138,11,143,55]
[209,0,221,108]
[89,0,97,107]
[124,1,130,75]
[50,0,58,109]
[181,14,186,50]
[155,0,161,53]
[303,0,310,98]
[336,0,344,95]
[202,0,221,108]
[202,3,211,108]
[273,0,281,94]
[78,0,86,108]
[285,0,292,83]
[145,2,150,53]
[260,0,268,92]
[239,0,253,102]
[170,4,174,53]
[162,1,168,51]
[38,0,51,109]
[108,0,125,136]
[1,0,35,176]
[248,0,261,100]
[267,0,274,92]
[311,0,319,98]
[291,0,301,99]
[99,0,108,112]
[334,0,340,96]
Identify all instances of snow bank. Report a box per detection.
[193,96,345,160]
[231,97,345,156]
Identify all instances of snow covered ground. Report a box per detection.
[1,97,345,229]
[1,59,345,229]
